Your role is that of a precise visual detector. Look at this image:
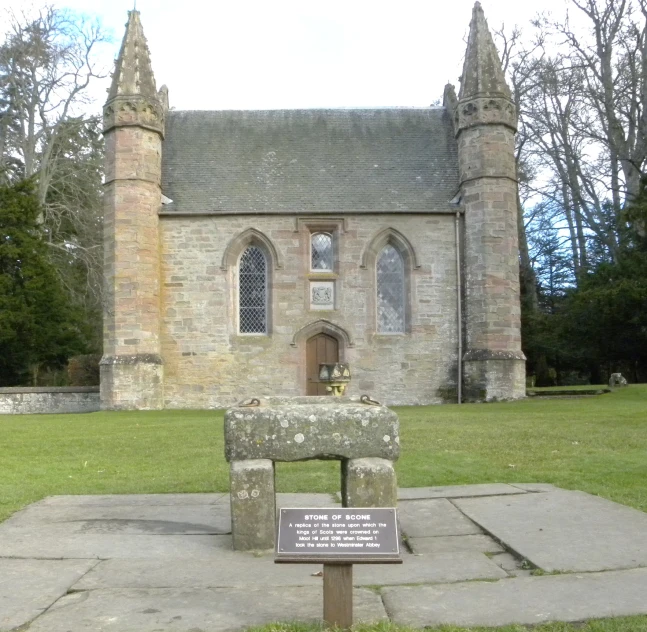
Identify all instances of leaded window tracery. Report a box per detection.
[239,245,267,334]
[311,232,333,271]
[377,244,405,333]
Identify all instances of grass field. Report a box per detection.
[247,618,647,632]
[1,385,645,522]
[1,386,646,631]
[247,619,647,632]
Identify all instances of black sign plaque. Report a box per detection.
[275,507,401,563]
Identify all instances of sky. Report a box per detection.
[1,0,571,112]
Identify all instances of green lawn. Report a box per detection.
[247,617,647,632]
[1,385,645,522]
[530,384,611,391]
[1,387,646,632]
[247,618,647,632]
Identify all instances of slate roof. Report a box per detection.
[160,108,459,214]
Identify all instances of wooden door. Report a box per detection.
[306,333,339,395]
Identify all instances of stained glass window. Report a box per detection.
[239,246,267,334]
[377,244,405,333]
[311,232,333,271]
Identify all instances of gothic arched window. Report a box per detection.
[239,245,267,334]
[376,244,405,333]
[311,232,333,271]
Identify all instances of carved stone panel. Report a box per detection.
[310,281,335,311]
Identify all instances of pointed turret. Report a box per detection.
[459,2,511,100]
[108,10,158,100]
[443,83,458,116]
[100,10,165,410]
[103,10,165,137]
[455,3,526,402]
[455,2,516,133]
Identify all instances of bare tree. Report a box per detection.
[0,6,108,316]
[493,25,543,309]
[517,0,647,271]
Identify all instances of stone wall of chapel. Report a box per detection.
[159,214,459,408]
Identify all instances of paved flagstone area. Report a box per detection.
[453,489,647,572]
[1,485,647,631]
[382,568,647,628]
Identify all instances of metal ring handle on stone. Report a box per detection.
[238,398,261,407]
[360,394,381,406]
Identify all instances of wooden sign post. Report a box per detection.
[275,508,402,629]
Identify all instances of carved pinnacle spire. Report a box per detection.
[454,2,516,133]
[104,10,165,137]
[107,10,157,101]
[459,2,511,101]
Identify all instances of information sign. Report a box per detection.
[275,507,401,563]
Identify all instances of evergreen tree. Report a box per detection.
[557,182,647,383]
[0,178,87,385]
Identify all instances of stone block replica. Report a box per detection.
[229,460,276,552]
[225,396,400,550]
[609,373,628,387]
[101,3,526,410]
[342,458,398,508]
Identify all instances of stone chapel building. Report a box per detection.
[100,3,526,410]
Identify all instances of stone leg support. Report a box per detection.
[342,457,397,508]
[230,459,276,551]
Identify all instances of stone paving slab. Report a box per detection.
[382,568,647,628]
[75,554,323,590]
[275,493,340,508]
[407,534,504,555]
[397,483,528,500]
[357,551,507,584]
[1,504,231,535]
[33,493,229,507]
[454,490,647,572]
[0,532,233,559]
[0,559,97,632]
[398,498,483,537]
[26,586,386,632]
[509,483,558,492]
[489,552,529,575]
[34,492,336,509]
[74,550,506,591]
[5,486,647,630]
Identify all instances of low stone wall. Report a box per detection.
[0,387,100,415]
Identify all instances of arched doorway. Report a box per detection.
[306,333,339,395]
